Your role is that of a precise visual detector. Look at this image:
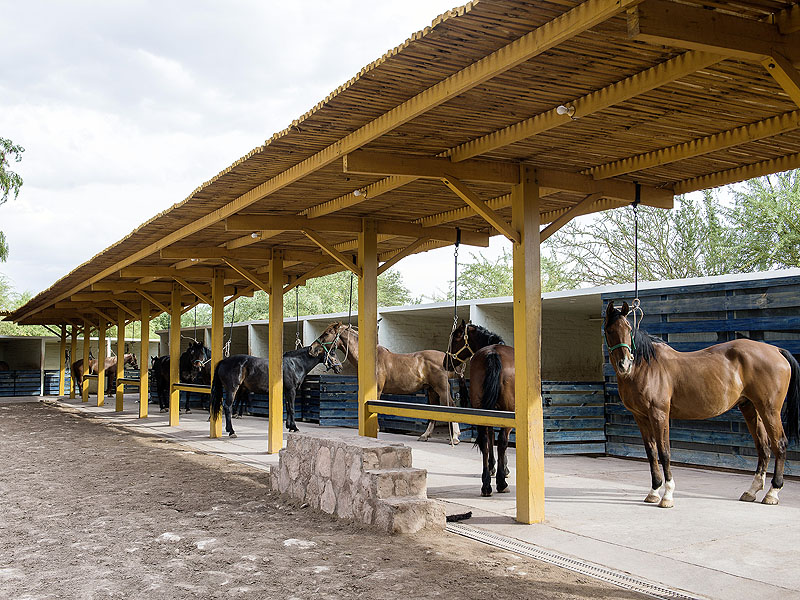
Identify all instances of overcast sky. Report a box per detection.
[0,0,511,301]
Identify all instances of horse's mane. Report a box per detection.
[285,347,312,358]
[469,323,505,346]
[606,311,663,364]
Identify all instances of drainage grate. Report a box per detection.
[446,522,706,600]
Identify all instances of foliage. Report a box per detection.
[725,171,800,271]
[547,192,743,286]
[0,137,24,262]
[428,247,579,301]
[0,281,49,336]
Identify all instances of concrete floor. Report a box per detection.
[24,394,800,600]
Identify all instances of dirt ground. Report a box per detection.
[0,401,647,599]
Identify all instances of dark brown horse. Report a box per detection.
[312,322,462,444]
[604,300,800,508]
[71,354,138,396]
[444,320,514,496]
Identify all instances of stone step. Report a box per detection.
[374,497,446,534]
[365,468,428,499]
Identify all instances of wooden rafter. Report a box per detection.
[138,291,169,314]
[283,264,340,293]
[675,151,800,194]
[440,176,520,243]
[226,230,283,250]
[224,286,253,307]
[540,194,603,242]
[109,299,139,320]
[377,238,431,276]
[93,308,115,325]
[173,277,213,306]
[220,258,271,294]
[771,4,800,35]
[762,53,800,109]
[303,229,361,276]
[587,111,800,179]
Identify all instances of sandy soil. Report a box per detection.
[0,401,647,599]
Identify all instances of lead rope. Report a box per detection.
[631,183,643,330]
[295,286,302,349]
[224,293,236,358]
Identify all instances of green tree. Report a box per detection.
[0,279,49,336]
[547,192,740,286]
[428,248,579,301]
[0,137,25,261]
[725,170,800,271]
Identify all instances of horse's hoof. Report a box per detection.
[229,433,237,439]
[739,491,757,502]
[658,498,674,509]
[481,489,493,497]
[451,438,460,446]
[417,436,429,442]
[762,495,779,506]
[496,485,509,494]
[644,492,661,504]
[185,409,191,414]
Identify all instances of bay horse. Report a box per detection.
[210,346,343,438]
[71,354,138,397]
[311,322,462,444]
[604,300,800,508]
[150,340,210,413]
[444,320,515,497]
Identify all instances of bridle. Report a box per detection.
[604,321,636,356]
[314,324,352,367]
[321,350,341,372]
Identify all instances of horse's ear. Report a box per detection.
[605,300,616,320]
[620,301,630,316]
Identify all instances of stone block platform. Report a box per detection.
[270,432,444,534]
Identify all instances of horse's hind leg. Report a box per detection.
[477,426,493,497]
[633,414,662,504]
[757,404,788,505]
[739,400,770,502]
[495,427,511,494]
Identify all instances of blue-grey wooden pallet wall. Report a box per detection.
[602,274,800,474]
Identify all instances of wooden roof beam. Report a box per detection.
[172,277,213,305]
[137,291,169,314]
[160,246,336,265]
[675,152,800,195]
[226,214,489,247]
[302,229,362,276]
[770,4,800,35]
[226,230,283,250]
[586,110,800,179]
[377,238,430,276]
[441,176,520,243]
[629,0,800,107]
[110,299,140,320]
[220,258,272,294]
[93,282,174,293]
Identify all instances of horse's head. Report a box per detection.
[185,340,209,371]
[322,349,343,374]
[126,353,139,370]
[309,322,348,357]
[443,319,473,371]
[604,300,634,376]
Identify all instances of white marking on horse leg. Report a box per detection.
[418,420,434,441]
[739,472,766,502]
[658,479,675,508]
[450,422,461,445]
[644,488,661,504]
[762,485,781,505]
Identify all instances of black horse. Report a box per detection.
[211,346,342,438]
[150,340,211,413]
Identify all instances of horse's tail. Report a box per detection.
[779,349,800,443]
[210,366,223,421]
[481,351,503,411]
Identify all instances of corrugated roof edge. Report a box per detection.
[10,1,476,321]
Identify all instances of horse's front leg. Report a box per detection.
[632,414,663,504]
[651,411,675,508]
[495,427,511,494]
[283,385,299,432]
[478,426,493,497]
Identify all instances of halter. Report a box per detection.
[604,324,636,356]
[314,324,352,366]
[446,322,475,368]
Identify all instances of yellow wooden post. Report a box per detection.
[58,324,67,396]
[82,320,90,402]
[268,252,284,453]
[210,268,224,438]
[139,299,150,418]
[169,282,181,426]
[115,308,125,411]
[358,219,379,437]
[512,164,544,524]
[69,325,77,399]
[97,317,106,407]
